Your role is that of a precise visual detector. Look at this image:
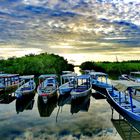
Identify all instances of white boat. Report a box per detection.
[59,73,77,95]
[119,72,140,83]
[70,75,92,99]
[15,75,36,98]
[89,72,112,97]
[107,80,140,122]
[37,74,58,103]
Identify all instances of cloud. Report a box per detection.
[0,0,140,62]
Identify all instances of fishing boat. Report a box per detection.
[90,72,112,97]
[119,72,140,83]
[59,73,77,95]
[37,74,58,103]
[0,74,20,94]
[70,75,92,99]
[107,80,140,122]
[15,75,36,98]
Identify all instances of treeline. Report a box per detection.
[0,53,74,76]
[80,61,140,79]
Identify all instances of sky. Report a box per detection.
[0,0,140,64]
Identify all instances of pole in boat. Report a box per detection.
[128,87,134,112]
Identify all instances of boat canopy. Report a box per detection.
[19,75,34,79]
[130,72,140,75]
[89,72,107,77]
[61,73,77,78]
[112,80,140,92]
[62,71,73,74]
[39,74,57,79]
[0,74,19,78]
[76,74,90,79]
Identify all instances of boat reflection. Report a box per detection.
[0,92,15,104]
[58,94,71,107]
[37,94,58,117]
[71,94,90,114]
[16,93,35,114]
[111,118,140,140]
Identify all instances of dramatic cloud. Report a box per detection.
[0,0,140,63]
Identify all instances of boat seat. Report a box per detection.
[133,108,140,113]
[122,104,136,109]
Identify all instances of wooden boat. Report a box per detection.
[70,75,92,99]
[15,75,36,98]
[37,74,58,103]
[111,118,140,140]
[107,80,140,122]
[89,72,112,97]
[59,73,77,95]
[0,74,20,94]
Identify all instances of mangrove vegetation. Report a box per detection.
[80,61,140,79]
[0,53,74,76]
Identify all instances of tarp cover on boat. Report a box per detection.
[20,75,34,79]
[112,80,140,91]
[39,74,57,79]
[89,72,107,76]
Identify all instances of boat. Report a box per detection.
[111,118,140,140]
[107,80,140,122]
[37,94,58,117]
[16,93,35,114]
[59,73,77,95]
[15,75,36,98]
[89,72,112,97]
[37,74,58,103]
[0,74,20,94]
[70,74,92,99]
[119,72,140,83]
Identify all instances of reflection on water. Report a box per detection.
[37,94,58,117]
[0,92,15,104]
[0,92,123,140]
[112,118,140,140]
[71,95,90,114]
[16,94,35,114]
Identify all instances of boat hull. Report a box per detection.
[71,87,92,99]
[38,88,57,104]
[92,83,112,97]
[107,91,140,122]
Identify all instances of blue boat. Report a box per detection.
[15,75,36,98]
[107,80,140,122]
[70,75,92,99]
[37,74,58,103]
[90,72,112,97]
[59,73,77,95]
